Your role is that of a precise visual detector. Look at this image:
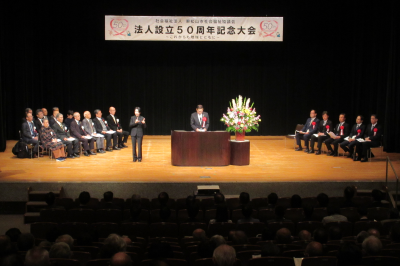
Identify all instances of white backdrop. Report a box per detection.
[105,16,283,41]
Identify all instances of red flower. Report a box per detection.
[326,125,330,129]
[312,122,316,125]
[238,122,241,125]
[373,128,378,132]
[230,108,233,111]
[357,129,361,133]
[340,126,344,130]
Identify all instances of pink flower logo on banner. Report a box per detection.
[110,19,129,36]
[259,20,279,37]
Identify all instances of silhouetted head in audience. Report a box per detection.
[193,229,207,242]
[344,186,355,200]
[262,227,275,241]
[337,242,363,266]
[275,228,292,244]
[389,208,399,219]
[186,196,199,220]
[0,235,13,259]
[5,228,21,243]
[304,241,323,257]
[17,233,35,251]
[104,191,114,203]
[313,228,328,244]
[329,226,342,240]
[232,231,248,245]
[101,234,127,259]
[159,207,171,222]
[367,228,380,238]
[215,204,229,222]
[49,242,71,259]
[362,236,382,256]
[242,204,253,219]
[76,233,93,246]
[130,194,142,221]
[213,244,236,266]
[290,194,302,208]
[148,242,174,259]
[358,207,368,218]
[110,252,133,266]
[274,206,286,219]
[25,247,50,266]
[303,205,314,220]
[356,231,369,244]
[197,240,214,258]
[239,192,250,205]
[327,206,341,216]
[214,193,225,205]
[158,192,169,207]
[79,191,91,206]
[371,189,383,203]
[390,223,400,243]
[261,242,280,257]
[298,230,311,241]
[1,254,24,266]
[56,234,74,249]
[267,193,278,206]
[44,192,56,207]
[317,193,329,208]
[210,235,226,248]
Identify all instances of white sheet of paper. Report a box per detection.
[357,138,365,142]
[198,129,205,132]
[328,132,337,138]
[66,138,75,141]
[344,137,349,141]
[92,133,104,137]
[106,130,116,134]
[57,139,62,142]
[313,134,318,137]
[84,136,92,139]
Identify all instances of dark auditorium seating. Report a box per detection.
[248,257,295,266]
[301,256,337,266]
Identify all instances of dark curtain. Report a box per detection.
[0,0,399,152]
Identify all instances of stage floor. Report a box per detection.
[0,137,399,183]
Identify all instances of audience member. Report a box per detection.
[5,228,21,243]
[49,242,71,259]
[371,189,383,207]
[101,234,127,259]
[267,193,278,209]
[110,252,133,266]
[367,228,380,238]
[78,191,92,208]
[317,193,329,208]
[128,194,142,222]
[210,235,226,248]
[275,228,292,244]
[290,194,302,208]
[55,234,74,249]
[210,204,231,223]
[17,233,35,251]
[358,207,369,221]
[362,236,382,256]
[25,247,50,266]
[328,226,342,240]
[158,192,169,208]
[44,192,65,210]
[186,196,200,222]
[64,110,74,129]
[313,228,328,244]
[193,229,207,242]
[214,193,225,206]
[0,235,14,260]
[356,231,369,244]
[239,192,250,207]
[213,244,236,266]
[304,241,323,257]
[298,230,312,241]
[322,206,348,223]
[99,191,120,210]
[238,204,260,224]
[303,205,314,221]
[231,231,248,245]
[341,186,356,208]
[267,206,291,223]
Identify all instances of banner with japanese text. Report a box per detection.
[105,16,283,41]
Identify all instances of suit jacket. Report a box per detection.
[70,120,88,139]
[349,124,366,139]
[52,122,71,139]
[106,115,122,131]
[93,117,111,133]
[82,118,96,135]
[21,121,38,142]
[34,118,44,132]
[301,117,320,134]
[318,120,333,135]
[333,122,350,139]
[49,115,58,127]
[364,123,383,143]
[190,112,210,131]
[129,116,146,137]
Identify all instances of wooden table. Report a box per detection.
[230,140,250,165]
[171,130,231,166]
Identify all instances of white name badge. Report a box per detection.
[117,119,119,123]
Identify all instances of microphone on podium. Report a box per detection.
[202,117,207,128]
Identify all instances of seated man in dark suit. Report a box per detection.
[309,111,333,154]
[93,109,119,151]
[49,107,59,127]
[34,109,45,132]
[21,113,41,157]
[70,112,96,156]
[52,113,80,158]
[99,191,120,210]
[41,108,49,120]
[22,108,34,123]
[107,106,128,148]
[190,105,210,132]
[355,114,383,162]
[295,109,320,152]
[340,115,366,159]
[324,113,350,156]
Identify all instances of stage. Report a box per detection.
[0,136,399,201]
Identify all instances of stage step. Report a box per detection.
[26,201,47,212]
[24,212,41,224]
[28,190,61,201]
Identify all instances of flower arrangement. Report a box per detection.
[220,95,261,133]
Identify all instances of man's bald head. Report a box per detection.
[193,229,207,242]
[109,107,116,115]
[305,241,323,257]
[213,244,236,266]
[368,228,380,238]
[298,230,311,241]
[83,111,91,118]
[276,228,292,244]
[362,236,382,256]
[110,252,132,266]
[25,247,50,266]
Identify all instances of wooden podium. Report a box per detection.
[171,130,231,166]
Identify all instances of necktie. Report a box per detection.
[323,121,326,126]
[371,125,374,131]
[28,122,34,136]
[199,115,202,124]
[112,116,116,124]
